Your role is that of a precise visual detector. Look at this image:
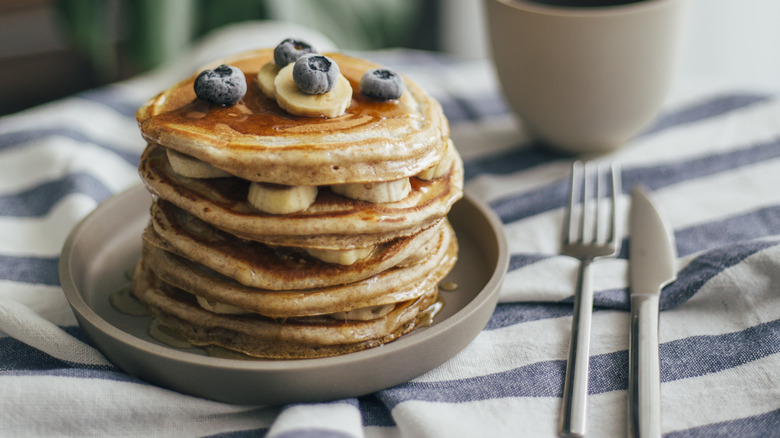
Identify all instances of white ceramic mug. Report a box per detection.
[484,0,687,154]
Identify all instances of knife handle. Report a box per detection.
[628,294,662,438]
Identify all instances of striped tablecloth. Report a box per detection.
[1,23,778,437]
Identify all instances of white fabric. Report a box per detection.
[1,22,779,438]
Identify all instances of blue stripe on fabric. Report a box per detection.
[491,239,780,330]
[650,237,775,310]
[4,367,142,383]
[659,239,779,310]
[485,302,575,330]
[0,128,140,166]
[508,253,553,271]
[464,93,771,180]
[199,408,276,437]
[660,320,780,382]
[489,174,568,225]
[642,93,769,137]
[464,144,568,181]
[619,141,780,195]
[0,326,158,386]
[379,359,564,405]
[1,326,101,371]
[673,205,780,257]
[603,239,780,312]
[0,173,112,217]
[376,319,780,408]
[0,334,71,372]
[444,80,766,129]
[0,254,59,285]
[491,136,780,226]
[614,206,780,261]
[274,430,356,438]
[76,88,143,119]
[204,429,269,438]
[509,206,780,284]
[358,395,395,427]
[440,94,510,124]
[666,409,780,438]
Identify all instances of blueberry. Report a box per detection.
[274,38,316,67]
[360,68,405,100]
[193,64,247,106]
[293,55,339,95]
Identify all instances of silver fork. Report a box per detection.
[559,160,621,438]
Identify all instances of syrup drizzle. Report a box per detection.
[109,285,150,317]
[439,280,459,291]
[417,295,446,328]
[149,72,410,138]
[148,319,194,349]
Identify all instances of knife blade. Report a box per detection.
[628,185,677,438]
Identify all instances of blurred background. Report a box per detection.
[2,0,779,116]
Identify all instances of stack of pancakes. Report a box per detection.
[132,48,463,359]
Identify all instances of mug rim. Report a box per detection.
[491,0,681,18]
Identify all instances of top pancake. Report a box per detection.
[136,49,450,186]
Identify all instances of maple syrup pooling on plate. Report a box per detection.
[110,263,149,316]
[110,285,149,317]
[439,280,459,291]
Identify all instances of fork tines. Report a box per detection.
[563,161,621,255]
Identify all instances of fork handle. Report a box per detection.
[560,258,594,438]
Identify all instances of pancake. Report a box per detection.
[136,49,450,186]
[133,263,441,359]
[138,220,456,318]
[130,44,460,359]
[140,142,463,249]
[146,200,446,290]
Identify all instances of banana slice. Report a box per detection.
[274,62,352,118]
[257,61,279,99]
[418,139,456,180]
[248,182,318,214]
[329,304,395,321]
[197,296,247,315]
[331,178,411,203]
[166,148,231,178]
[304,246,375,265]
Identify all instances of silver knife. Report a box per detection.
[628,185,677,438]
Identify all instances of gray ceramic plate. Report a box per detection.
[60,184,508,405]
